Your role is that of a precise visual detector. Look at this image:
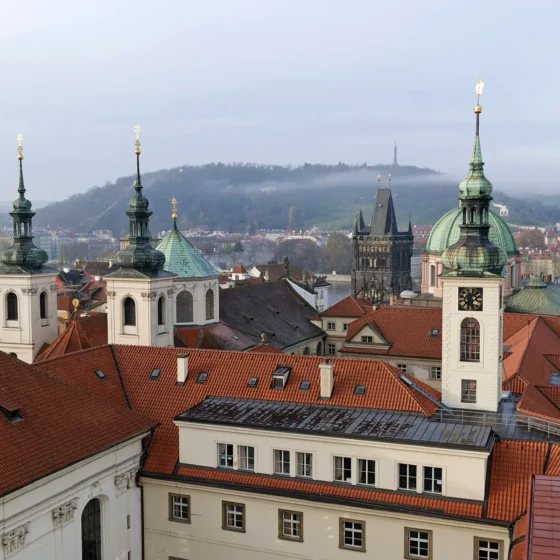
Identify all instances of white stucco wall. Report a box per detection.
[0,435,147,560]
[172,277,219,326]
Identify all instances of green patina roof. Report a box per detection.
[458,136,493,199]
[156,224,220,279]
[506,277,560,316]
[426,207,517,256]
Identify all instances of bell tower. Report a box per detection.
[440,78,506,412]
[0,135,58,363]
[105,126,176,347]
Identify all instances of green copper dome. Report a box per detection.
[157,223,219,279]
[426,207,517,256]
[505,277,560,316]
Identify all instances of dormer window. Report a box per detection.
[271,365,292,389]
[0,404,22,423]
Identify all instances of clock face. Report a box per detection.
[458,287,483,311]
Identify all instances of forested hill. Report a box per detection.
[33,163,560,234]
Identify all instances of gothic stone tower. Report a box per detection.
[352,183,413,302]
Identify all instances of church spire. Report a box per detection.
[393,141,398,166]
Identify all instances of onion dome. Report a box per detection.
[0,135,49,270]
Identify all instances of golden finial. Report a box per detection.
[171,197,178,221]
[475,67,484,114]
[377,174,381,184]
[134,124,141,155]
[17,133,23,160]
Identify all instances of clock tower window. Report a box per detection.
[460,318,480,362]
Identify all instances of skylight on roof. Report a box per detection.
[95,370,106,379]
[150,368,161,380]
[551,372,560,386]
[354,385,366,395]
[197,372,208,384]
[299,380,311,391]
[248,377,259,388]
[430,329,440,337]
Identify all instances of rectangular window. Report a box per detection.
[296,452,313,478]
[361,335,373,343]
[475,538,503,560]
[405,528,432,559]
[217,443,234,468]
[274,449,290,475]
[343,323,349,331]
[168,494,190,523]
[238,445,255,471]
[328,343,336,355]
[397,364,408,373]
[334,456,352,482]
[430,366,441,380]
[278,510,303,542]
[222,501,245,532]
[339,519,365,551]
[461,379,477,403]
[327,322,336,330]
[358,459,376,486]
[423,466,443,494]
[127,514,130,529]
[399,463,417,491]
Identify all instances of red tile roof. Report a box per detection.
[517,385,560,422]
[232,263,248,274]
[527,475,560,559]
[1,352,155,496]
[174,465,483,519]
[319,296,372,318]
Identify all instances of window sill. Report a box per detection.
[222,526,245,533]
[168,517,191,524]
[339,545,366,553]
[278,534,303,543]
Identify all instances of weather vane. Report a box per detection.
[17,133,23,160]
[171,197,177,221]
[134,124,141,155]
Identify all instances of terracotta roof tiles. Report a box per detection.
[527,475,560,559]
[319,295,372,318]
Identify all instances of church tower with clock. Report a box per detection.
[440,79,507,412]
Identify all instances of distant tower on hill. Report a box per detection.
[393,141,398,166]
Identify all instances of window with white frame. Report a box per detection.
[405,528,431,559]
[398,463,417,491]
[339,519,365,551]
[397,363,408,372]
[361,335,373,343]
[327,322,336,330]
[475,538,502,560]
[217,443,234,468]
[430,366,441,380]
[296,452,313,478]
[279,510,303,542]
[222,501,245,532]
[423,466,442,494]
[274,449,290,475]
[328,343,336,355]
[357,459,376,486]
[343,323,349,331]
[238,445,255,471]
[334,456,352,482]
[168,494,190,523]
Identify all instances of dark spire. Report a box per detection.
[408,213,413,235]
[0,135,48,270]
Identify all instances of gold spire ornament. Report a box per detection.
[171,197,178,221]
[17,133,23,160]
[134,124,141,155]
[475,69,484,114]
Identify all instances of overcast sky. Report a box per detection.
[0,0,558,201]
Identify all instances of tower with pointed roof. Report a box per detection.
[441,78,506,412]
[105,126,176,347]
[393,141,398,166]
[351,175,413,302]
[0,135,58,362]
[156,198,220,326]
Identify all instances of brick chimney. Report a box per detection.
[177,354,189,385]
[319,360,334,399]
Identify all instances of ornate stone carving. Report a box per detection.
[167,288,174,296]
[107,291,116,297]
[49,284,58,292]
[52,498,78,528]
[21,288,37,295]
[141,291,157,299]
[87,480,103,499]
[2,524,29,557]
[114,469,136,495]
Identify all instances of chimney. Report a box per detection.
[177,354,189,385]
[319,360,334,399]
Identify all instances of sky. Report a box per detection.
[0,0,558,201]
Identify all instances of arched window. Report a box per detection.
[157,295,165,326]
[81,498,101,560]
[176,291,194,323]
[6,292,18,321]
[206,288,215,320]
[462,207,467,224]
[316,341,323,356]
[123,297,136,326]
[470,207,476,224]
[40,291,47,319]
[430,265,436,287]
[303,346,310,355]
[460,318,480,362]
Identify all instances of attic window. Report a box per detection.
[0,405,22,423]
[149,368,161,380]
[430,329,440,337]
[247,377,259,388]
[299,380,311,391]
[271,365,292,389]
[95,370,106,379]
[354,385,366,395]
[551,373,560,386]
[196,372,208,384]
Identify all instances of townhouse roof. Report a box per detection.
[0,352,156,497]
[319,295,372,318]
[232,263,248,274]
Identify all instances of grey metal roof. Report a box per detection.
[176,397,494,451]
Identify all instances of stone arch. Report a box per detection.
[176,291,194,323]
[6,291,18,321]
[206,288,215,320]
[123,296,136,326]
[39,291,48,319]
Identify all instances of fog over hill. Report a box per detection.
[29,163,560,234]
